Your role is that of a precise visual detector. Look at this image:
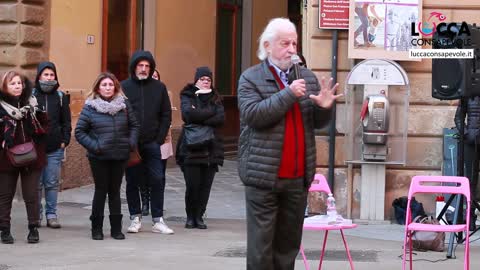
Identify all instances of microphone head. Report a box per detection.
[291,54,302,65]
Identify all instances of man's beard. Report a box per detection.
[137,74,148,80]
[269,57,292,71]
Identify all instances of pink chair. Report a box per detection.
[300,174,357,270]
[402,175,471,270]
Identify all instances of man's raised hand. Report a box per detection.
[309,77,343,109]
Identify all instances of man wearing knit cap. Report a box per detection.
[121,50,173,235]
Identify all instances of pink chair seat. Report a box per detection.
[300,174,357,270]
[407,223,467,233]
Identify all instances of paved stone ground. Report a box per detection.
[2,159,480,269]
[57,159,246,221]
[57,159,480,243]
[161,159,246,220]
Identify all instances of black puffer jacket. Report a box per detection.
[455,96,480,145]
[33,61,72,153]
[176,84,225,167]
[121,50,172,144]
[75,96,139,160]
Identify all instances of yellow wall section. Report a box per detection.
[49,0,102,94]
[250,0,288,65]
[155,0,217,128]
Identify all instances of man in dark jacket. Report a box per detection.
[33,61,72,229]
[237,18,342,270]
[121,50,173,234]
[455,97,480,230]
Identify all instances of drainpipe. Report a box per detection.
[328,30,338,190]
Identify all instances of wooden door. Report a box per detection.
[102,0,143,81]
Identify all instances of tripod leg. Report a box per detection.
[447,194,462,258]
[465,141,479,231]
[471,147,479,230]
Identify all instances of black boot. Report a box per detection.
[141,187,150,216]
[1,227,14,244]
[109,214,125,240]
[185,216,196,229]
[90,216,104,240]
[185,207,196,229]
[27,224,39,244]
[196,210,207,230]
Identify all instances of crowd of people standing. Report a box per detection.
[0,16,339,270]
[0,51,225,243]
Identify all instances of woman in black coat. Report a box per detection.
[176,66,224,229]
[75,72,139,240]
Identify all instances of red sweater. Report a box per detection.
[268,66,305,178]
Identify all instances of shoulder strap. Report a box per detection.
[57,91,64,107]
[32,88,63,107]
[412,215,424,223]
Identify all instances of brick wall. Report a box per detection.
[0,0,49,80]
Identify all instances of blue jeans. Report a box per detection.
[126,142,165,222]
[38,148,64,220]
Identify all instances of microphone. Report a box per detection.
[289,54,303,84]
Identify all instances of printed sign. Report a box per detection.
[319,0,350,29]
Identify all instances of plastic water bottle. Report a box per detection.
[326,193,337,217]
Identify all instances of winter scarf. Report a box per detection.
[0,95,39,120]
[85,95,127,115]
[0,95,44,148]
[194,88,212,95]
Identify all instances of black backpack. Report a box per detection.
[392,196,426,225]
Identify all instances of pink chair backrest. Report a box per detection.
[409,175,470,202]
[309,174,331,194]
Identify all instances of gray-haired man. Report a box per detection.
[237,18,342,270]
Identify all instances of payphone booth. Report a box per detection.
[344,59,410,222]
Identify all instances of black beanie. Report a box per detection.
[194,66,212,83]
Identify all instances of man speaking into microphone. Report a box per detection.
[237,18,342,270]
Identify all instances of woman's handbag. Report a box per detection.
[411,215,445,252]
[6,121,38,167]
[127,148,141,167]
[7,142,38,167]
[183,124,214,149]
[125,106,141,167]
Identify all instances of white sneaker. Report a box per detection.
[152,217,174,234]
[127,217,142,233]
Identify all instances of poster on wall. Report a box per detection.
[348,0,422,61]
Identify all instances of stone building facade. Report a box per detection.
[305,0,480,220]
[0,0,49,79]
[0,0,93,188]
[3,0,479,221]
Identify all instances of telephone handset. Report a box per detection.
[360,98,369,123]
[361,94,389,145]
